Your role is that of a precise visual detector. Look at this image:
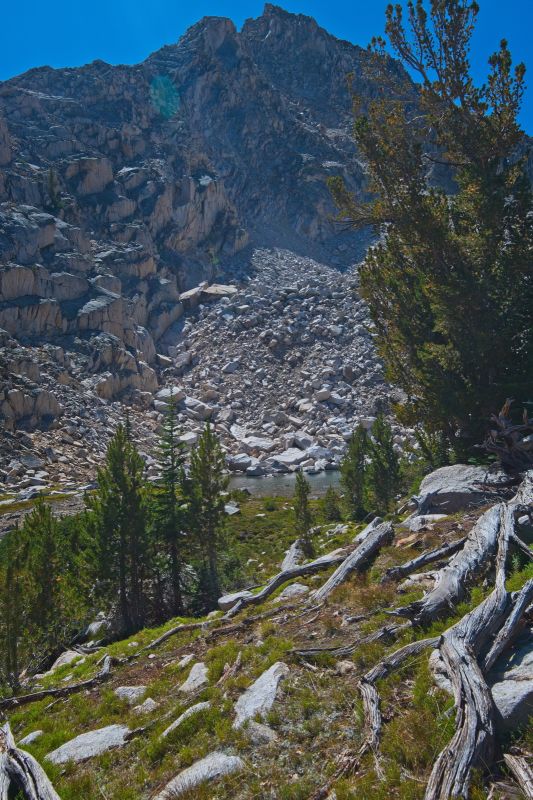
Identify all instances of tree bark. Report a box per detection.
[504,754,533,799]
[424,505,514,800]
[312,522,393,603]
[382,537,466,583]
[393,504,504,626]
[0,722,61,800]
[0,656,112,712]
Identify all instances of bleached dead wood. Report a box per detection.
[0,721,60,800]
[0,656,112,712]
[294,621,411,659]
[424,505,514,800]
[504,754,533,799]
[382,538,466,583]
[312,522,393,603]
[358,636,439,776]
[393,504,504,625]
[482,578,533,672]
[223,549,351,618]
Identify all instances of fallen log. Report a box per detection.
[393,504,504,626]
[358,636,439,774]
[482,578,533,672]
[0,656,112,712]
[504,753,533,799]
[424,504,514,800]
[294,621,411,659]
[382,537,466,583]
[312,522,393,604]
[0,721,60,800]
[223,548,352,618]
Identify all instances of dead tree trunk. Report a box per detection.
[504,754,533,799]
[393,504,503,626]
[223,548,352,618]
[0,722,61,800]
[424,505,514,800]
[0,656,112,712]
[382,538,466,583]
[312,522,393,604]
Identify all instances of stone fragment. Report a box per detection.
[179,662,209,693]
[153,752,244,799]
[45,724,130,764]
[161,701,211,738]
[233,662,289,728]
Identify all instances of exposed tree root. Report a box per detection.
[392,504,504,625]
[0,721,60,800]
[424,505,514,800]
[312,522,393,603]
[382,537,466,584]
[482,578,533,672]
[0,656,112,712]
[504,753,533,799]
[294,621,411,659]
[223,548,352,618]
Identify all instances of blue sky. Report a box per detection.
[2,1,531,131]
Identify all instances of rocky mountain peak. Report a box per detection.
[0,6,408,489]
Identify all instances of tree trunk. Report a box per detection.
[0,722,61,800]
[312,522,393,603]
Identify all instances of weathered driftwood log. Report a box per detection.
[0,721,60,800]
[424,505,514,800]
[312,522,393,603]
[223,548,351,618]
[382,538,466,583]
[358,636,439,774]
[482,578,533,672]
[393,504,504,626]
[504,753,533,799]
[294,621,411,659]
[142,621,210,652]
[0,656,112,712]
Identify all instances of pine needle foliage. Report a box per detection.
[330,0,533,454]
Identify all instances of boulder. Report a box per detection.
[179,662,209,693]
[114,685,147,705]
[45,724,130,764]
[267,448,307,468]
[155,386,186,404]
[161,701,211,738]
[46,649,85,674]
[133,698,159,715]
[416,465,509,513]
[218,590,254,611]
[275,582,309,601]
[233,662,289,729]
[18,730,43,746]
[489,632,533,732]
[153,751,244,799]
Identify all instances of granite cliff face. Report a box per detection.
[0,4,411,492]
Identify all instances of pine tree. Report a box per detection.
[88,424,148,634]
[186,423,228,611]
[294,470,314,557]
[0,530,24,691]
[367,415,401,513]
[152,395,187,616]
[330,0,533,452]
[322,486,342,522]
[340,424,368,519]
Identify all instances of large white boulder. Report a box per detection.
[233,662,289,729]
[179,662,209,693]
[45,724,130,764]
[417,465,508,513]
[161,701,211,739]
[114,685,147,705]
[153,751,244,799]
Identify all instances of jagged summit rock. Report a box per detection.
[0,6,410,487]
